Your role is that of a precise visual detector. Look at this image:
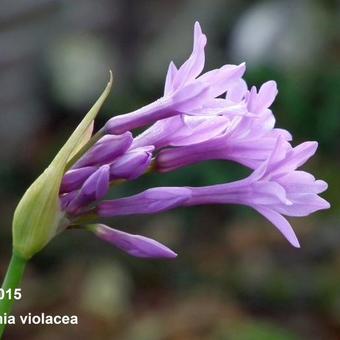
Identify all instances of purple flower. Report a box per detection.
[105,22,245,135]
[97,139,329,248]
[132,114,233,150]
[156,117,290,172]
[184,139,330,247]
[156,80,291,171]
[55,22,330,260]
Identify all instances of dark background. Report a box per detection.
[0,0,339,339]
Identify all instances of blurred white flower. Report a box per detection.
[229,0,328,69]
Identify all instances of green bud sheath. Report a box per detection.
[12,72,113,259]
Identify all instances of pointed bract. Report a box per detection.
[13,73,112,259]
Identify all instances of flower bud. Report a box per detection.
[89,224,177,258]
[110,146,154,180]
[60,166,97,194]
[74,132,133,168]
[66,165,110,215]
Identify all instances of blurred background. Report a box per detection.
[0,0,339,339]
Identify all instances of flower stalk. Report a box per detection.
[0,252,27,338]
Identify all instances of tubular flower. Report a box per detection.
[104,22,246,135]
[96,139,329,248]
[155,80,291,171]
[18,21,329,260]
[183,138,330,248]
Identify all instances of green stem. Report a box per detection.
[0,252,27,339]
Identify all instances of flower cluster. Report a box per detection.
[59,22,329,258]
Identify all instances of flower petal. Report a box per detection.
[172,21,207,90]
[254,206,300,248]
[278,171,328,194]
[198,63,246,98]
[274,193,330,217]
[226,79,248,102]
[279,142,318,173]
[164,61,178,95]
[252,81,278,113]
